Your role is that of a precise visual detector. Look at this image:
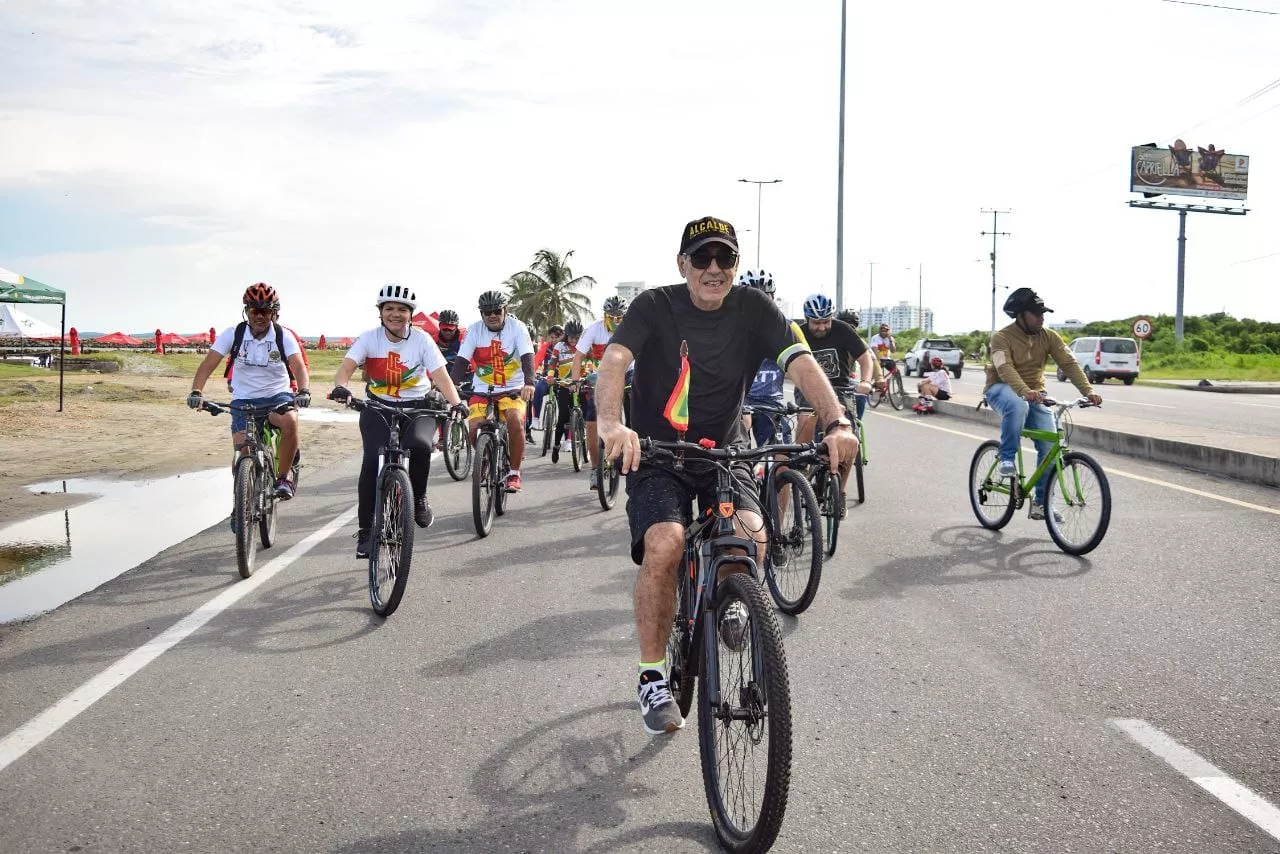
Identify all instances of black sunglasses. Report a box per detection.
[482,308,504,316]
[686,246,739,271]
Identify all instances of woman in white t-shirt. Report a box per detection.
[329,284,469,559]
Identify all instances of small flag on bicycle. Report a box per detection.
[664,339,690,433]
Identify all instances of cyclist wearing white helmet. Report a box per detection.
[329,284,469,558]
[795,292,874,517]
[737,270,798,448]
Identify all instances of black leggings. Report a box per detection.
[358,408,436,530]
[554,386,574,444]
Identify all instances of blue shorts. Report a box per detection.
[230,392,295,433]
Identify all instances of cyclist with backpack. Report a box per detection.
[186,283,310,499]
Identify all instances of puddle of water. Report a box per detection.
[300,408,358,423]
[0,469,231,623]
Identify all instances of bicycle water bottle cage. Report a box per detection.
[698,438,716,449]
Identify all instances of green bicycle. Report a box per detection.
[968,396,1111,555]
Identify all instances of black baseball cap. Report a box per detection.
[679,216,738,255]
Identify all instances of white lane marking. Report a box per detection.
[870,411,1280,517]
[1111,718,1280,842]
[0,505,358,774]
[1222,401,1280,410]
[1105,399,1176,409]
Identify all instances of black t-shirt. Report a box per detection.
[799,319,867,389]
[611,284,809,445]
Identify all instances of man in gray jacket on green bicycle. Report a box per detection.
[985,288,1102,519]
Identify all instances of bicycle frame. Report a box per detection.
[980,398,1092,506]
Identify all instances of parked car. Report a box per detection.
[1057,336,1139,385]
[904,338,963,378]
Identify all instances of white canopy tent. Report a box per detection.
[0,301,62,339]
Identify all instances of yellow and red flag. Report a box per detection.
[663,340,690,433]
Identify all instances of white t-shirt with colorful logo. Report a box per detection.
[575,320,612,370]
[458,317,534,393]
[347,327,446,401]
[213,323,300,399]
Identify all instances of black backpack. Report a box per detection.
[223,321,297,386]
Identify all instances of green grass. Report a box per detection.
[1138,351,1280,381]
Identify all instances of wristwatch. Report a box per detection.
[824,417,853,435]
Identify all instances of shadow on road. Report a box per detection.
[840,524,1094,602]
[336,701,716,853]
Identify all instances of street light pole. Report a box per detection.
[866,261,877,340]
[739,178,782,269]
[836,0,847,311]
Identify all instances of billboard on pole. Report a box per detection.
[1130,140,1249,201]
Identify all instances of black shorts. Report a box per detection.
[624,460,762,565]
[936,389,951,401]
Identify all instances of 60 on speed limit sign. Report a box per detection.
[1132,317,1153,339]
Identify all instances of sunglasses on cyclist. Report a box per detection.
[685,246,739,271]
[246,305,275,315]
[439,324,457,332]
[481,308,504,317]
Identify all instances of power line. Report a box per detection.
[1228,251,1280,265]
[1158,0,1279,13]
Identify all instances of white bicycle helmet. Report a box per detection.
[376,283,417,312]
[736,269,775,294]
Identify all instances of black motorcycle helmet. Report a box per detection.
[1002,287,1053,318]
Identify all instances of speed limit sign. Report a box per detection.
[1132,317,1153,339]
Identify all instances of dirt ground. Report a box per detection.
[0,373,361,527]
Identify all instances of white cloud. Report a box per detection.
[1,0,1276,336]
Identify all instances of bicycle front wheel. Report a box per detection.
[444,419,472,481]
[540,396,556,457]
[867,386,883,409]
[698,572,791,853]
[765,468,823,614]
[472,433,497,537]
[1045,451,1111,555]
[233,456,259,579]
[571,411,587,472]
[369,466,414,617]
[888,373,905,410]
[969,439,1016,530]
[596,440,620,510]
[815,469,841,559]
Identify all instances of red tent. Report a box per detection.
[185,331,211,345]
[412,311,439,337]
[156,332,191,345]
[93,332,144,346]
[334,336,356,348]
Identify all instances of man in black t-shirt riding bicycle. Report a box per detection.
[795,293,875,515]
[594,215,860,736]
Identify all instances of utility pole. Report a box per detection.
[866,261,878,340]
[980,210,1011,336]
[739,178,782,269]
[835,0,848,311]
[917,263,924,333]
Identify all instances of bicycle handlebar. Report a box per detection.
[344,396,449,417]
[200,400,292,417]
[741,401,813,417]
[638,438,829,465]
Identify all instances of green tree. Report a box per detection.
[503,249,595,335]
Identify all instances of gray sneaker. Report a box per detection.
[997,459,1017,478]
[719,601,750,653]
[1028,502,1065,524]
[637,669,684,735]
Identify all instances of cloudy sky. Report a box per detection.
[2,0,1277,337]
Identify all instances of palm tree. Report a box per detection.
[503,249,595,335]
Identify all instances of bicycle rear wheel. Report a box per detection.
[571,411,587,472]
[888,372,905,410]
[596,440,620,510]
[764,468,823,614]
[233,456,259,579]
[443,418,472,481]
[698,572,791,853]
[472,433,497,537]
[369,466,414,617]
[969,439,1016,530]
[1045,451,1111,555]
[258,455,278,549]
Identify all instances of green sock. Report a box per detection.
[638,660,666,675]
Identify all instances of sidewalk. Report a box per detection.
[922,391,1280,489]
[1142,379,1280,394]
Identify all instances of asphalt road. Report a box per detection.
[930,363,1280,443]
[2,412,1279,852]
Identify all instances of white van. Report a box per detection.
[1057,336,1140,385]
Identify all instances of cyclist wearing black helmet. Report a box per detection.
[986,287,1101,520]
[432,310,464,360]
[571,295,628,489]
[451,290,536,491]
